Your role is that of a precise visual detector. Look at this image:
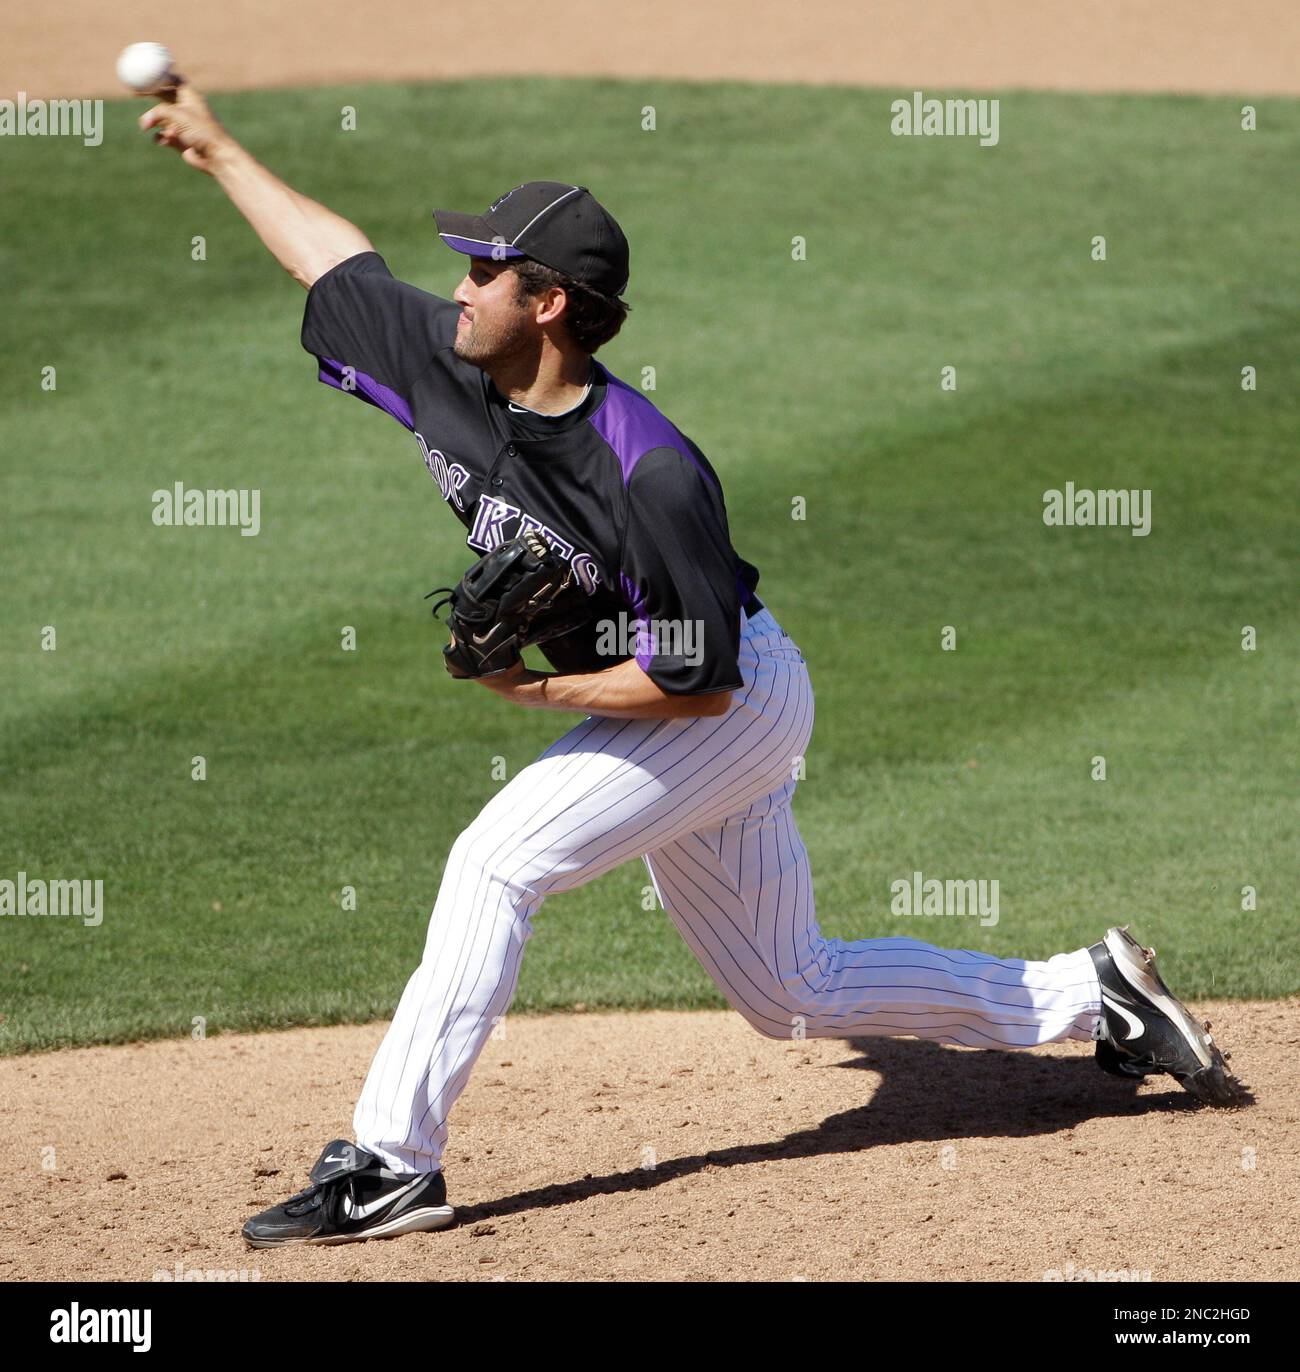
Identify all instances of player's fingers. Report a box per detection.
[138,104,170,131]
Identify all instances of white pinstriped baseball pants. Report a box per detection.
[354,609,1103,1173]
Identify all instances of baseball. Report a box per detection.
[116,41,176,94]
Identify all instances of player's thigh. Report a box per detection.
[452,658,811,900]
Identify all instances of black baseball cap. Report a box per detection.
[433,181,629,296]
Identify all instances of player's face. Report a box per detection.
[452,257,537,368]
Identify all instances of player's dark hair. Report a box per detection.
[510,258,630,355]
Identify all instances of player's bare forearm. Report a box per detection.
[478,658,732,719]
[210,144,374,287]
[139,84,372,288]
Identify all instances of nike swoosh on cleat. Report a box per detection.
[342,1178,425,1223]
[1102,993,1146,1042]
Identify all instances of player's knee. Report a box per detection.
[765,979,829,1035]
[745,1010,833,1042]
[737,999,809,1041]
[446,827,540,905]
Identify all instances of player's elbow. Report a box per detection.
[690,691,732,717]
[294,239,375,290]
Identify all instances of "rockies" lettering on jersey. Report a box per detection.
[415,432,471,513]
[469,494,601,594]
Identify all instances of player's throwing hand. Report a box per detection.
[138,84,230,174]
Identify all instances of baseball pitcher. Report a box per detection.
[137,84,1248,1248]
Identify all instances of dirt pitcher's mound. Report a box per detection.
[2,1003,1295,1282]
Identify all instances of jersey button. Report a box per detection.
[491,477,504,488]
[505,445,518,457]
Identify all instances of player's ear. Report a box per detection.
[536,285,569,326]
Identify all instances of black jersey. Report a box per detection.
[301,251,761,695]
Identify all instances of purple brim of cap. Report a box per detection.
[439,233,527,258]
[433,208,527,260]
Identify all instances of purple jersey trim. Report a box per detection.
[590,363,710,486]
[600,366,741,669]
[635,627,656,668]
[618,571,656,668]
[318,358,414,430]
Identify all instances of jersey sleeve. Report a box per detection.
[619,447,744,696]
[300,251,460,429]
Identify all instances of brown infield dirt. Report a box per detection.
[4,1,1297,1282]
[4,0,1299,98]
[2,1004,1297,1282]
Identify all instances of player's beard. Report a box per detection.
[453,303,538,374]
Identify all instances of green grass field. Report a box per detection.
[1,79,1296,1054]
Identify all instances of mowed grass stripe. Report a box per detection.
[0,80,1296,1052]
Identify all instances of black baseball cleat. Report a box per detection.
[1089,926,1250,1108]
[242,1140,455,1247]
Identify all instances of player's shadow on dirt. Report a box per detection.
[456,1036,1203,1225]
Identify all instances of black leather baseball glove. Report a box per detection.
[426,528,590,679]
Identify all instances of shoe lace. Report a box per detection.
[283,1175,353,1221]
[1110,1043,1175,1074]
[281,1182,324,1216]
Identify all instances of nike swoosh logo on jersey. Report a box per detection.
[1102,993,1146,1042]
[342,1178,424,1223]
